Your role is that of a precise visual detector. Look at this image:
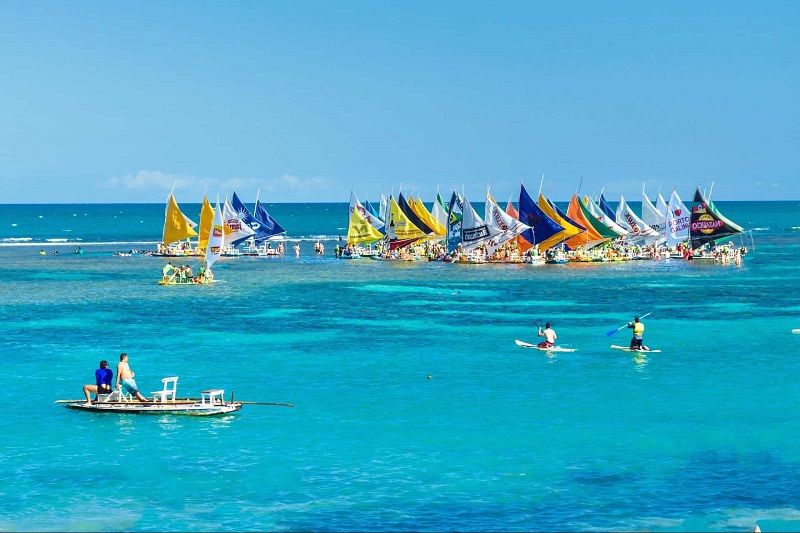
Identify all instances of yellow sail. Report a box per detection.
[347,205,384,245]
[537,193,582,250]
[410,196,447,236]
[162,193,198,245]
[387,196,426,241]
[197,196,214,251]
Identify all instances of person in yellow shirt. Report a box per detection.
[627,316,647,351]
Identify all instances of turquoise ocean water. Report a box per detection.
[1,201,799,532]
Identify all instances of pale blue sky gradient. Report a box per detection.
[1,1,797,203]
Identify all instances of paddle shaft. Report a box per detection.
[607,311,652,336]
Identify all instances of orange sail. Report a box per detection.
[564,194,607,250]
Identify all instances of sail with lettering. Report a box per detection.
[484,191,530,256]
[689,187,743,249]
[347,201,384,245]
[162,193,198,246]
[616,195,660,244]
[222,197,256,246]
[231,191,278,245]
[665,190,691,247]
[461,193,503,252]
[385,195,426,250]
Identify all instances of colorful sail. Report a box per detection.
[397,193,435,237]
[538,194,583,250]
[505,199,530,253]
[364,199,385,232]
[598,193,617,223]
[197,195,214,251]
[252,199,286,242]
[484,191,530,255]
[231,191,278,244]
[616,195,660,244]
[205,197,224,271]
[583,196,627,236]
[446,191,464,253]
[410,196,446,236]
[516,183,564,253]
[385,195,427,250]
[564,194,608,250]
[347,202,384,245]
[461,194,503,252]
[222,197,256,246]
[689,187,743,249]
[162,193,198,246]
[665,190,691,247]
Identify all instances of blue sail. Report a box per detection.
[252,199,287,242]
[231,191,274,244]
[599,193,617,223]
[364,199,385,232]
[518,183,563,246]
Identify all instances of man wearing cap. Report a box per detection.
[627,316,648,351]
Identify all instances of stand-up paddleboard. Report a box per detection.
[793,329,800,334]
[610,345,661,353]
[515,340,576,352]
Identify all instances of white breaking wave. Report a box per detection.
[0,237,32,242]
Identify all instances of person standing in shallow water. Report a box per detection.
[116,353,149,402]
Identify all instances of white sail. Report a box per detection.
[222,197,256,246]
[665,190,691,246]
[431,191,449,231]
[205,197,224,270]
[642,191,667,245]
[584,196,628,236]
[461,194,503,252]
[484,192,531,255]
[616,195,659,244]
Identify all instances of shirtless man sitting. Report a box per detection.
[537,322,557,348]
[116,353,149,402]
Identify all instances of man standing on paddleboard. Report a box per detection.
[538,323,557,348]
[627,317,648,351]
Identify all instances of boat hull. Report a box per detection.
[65,401,242,416]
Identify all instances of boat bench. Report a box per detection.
[200,389,225,405]
[152,377,179,403]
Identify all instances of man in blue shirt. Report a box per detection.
[82,360,113,406]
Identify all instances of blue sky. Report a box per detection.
[1,1,797,203]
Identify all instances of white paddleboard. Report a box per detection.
[515,340,576,352]
[610,345,661,353]
[793,329,800,334]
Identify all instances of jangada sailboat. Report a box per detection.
[159,197,224,285]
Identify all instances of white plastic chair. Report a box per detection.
[152,377,179,403]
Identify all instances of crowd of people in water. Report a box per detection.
[161,262,213,284]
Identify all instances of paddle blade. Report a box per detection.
[606,329,618,337]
